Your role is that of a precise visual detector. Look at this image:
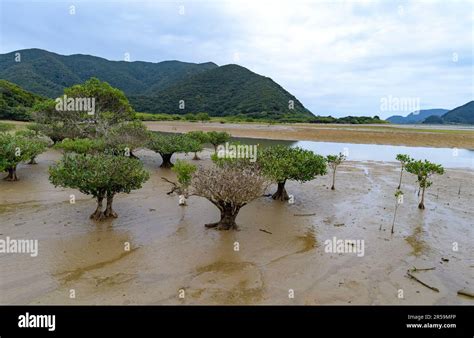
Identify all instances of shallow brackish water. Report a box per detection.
[0,149,473,305]
[156,132,474,169]
[233,137,474,169]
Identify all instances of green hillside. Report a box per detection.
[0,79,44,120]
[129,64,313,118]
[0,49,217,98]
[0,49,312,120]
[441,101,474,124]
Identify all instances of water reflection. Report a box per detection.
[233,137,474,169]
[155,132,474,169]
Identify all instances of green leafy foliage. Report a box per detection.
[172,159,197,189]
[14,129,49,163]
[405,160,444,189]
[63,77,134,122]
[326,152,346,190]
[395,153,413,188]
[326,153,346,169]
[308,115,388,124]
[148,133,197,156]
[186,138,203,154]
[187,130,210,144]
[184,113,198,121]
[196,112,210,121]
[405,159,444,209]
[49,153,149,201]
[55,138,106,154]
[0,133,47,179]
[206,131,231,151]
[258,145,327,200]
[0,79,44,121]
[396,154,412,165]
[34,78,135,141]
[104,120,149,155]
[0,122,15,133]
[259,145,327,183]
[148,133,199,167]
[135,112,183,121]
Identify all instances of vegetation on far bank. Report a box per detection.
[135,112,388,124]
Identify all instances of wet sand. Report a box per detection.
[0,148,472,305]
[145,121,474,148]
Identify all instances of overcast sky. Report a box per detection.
[0,0,472,117]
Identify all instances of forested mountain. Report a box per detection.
[440,101,474,124]
[0,49,217,98]
[129,64,312,117]
[0,49,311,119]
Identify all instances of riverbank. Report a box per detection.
[0,149,472,305]
[2,119,473,148]
[145,121,474,148]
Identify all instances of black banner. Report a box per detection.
[0,305,472,337]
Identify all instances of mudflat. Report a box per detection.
[0,148,472,305]
[145,121,474,148]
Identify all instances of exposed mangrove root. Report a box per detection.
[406,270,439,292]
[457,289,474,298]
[410,266,436,272]
[161,177,180,195]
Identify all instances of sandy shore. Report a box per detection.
[145,121,474,148]
[0,148,472,305]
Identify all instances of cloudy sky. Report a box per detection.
[0,0,472,117]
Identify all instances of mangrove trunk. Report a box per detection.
[205,203,240,230]
[4,166,18,181]
[419,186,426,210]
[104,194,118,218]
[272,180,289,201]
[331,168,336,190]
[160,153,173,168]
[90,195,105,220]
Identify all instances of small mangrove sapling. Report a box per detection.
[395,154,412,189]
[326,152,346,190]
[405,160,444,209]
[390,189,404,234]
[162,159,197,205]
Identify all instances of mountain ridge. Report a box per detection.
[0,48,219,97]
[386,109,448,124]
[0,48,311,118]
[439,101,474,124]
